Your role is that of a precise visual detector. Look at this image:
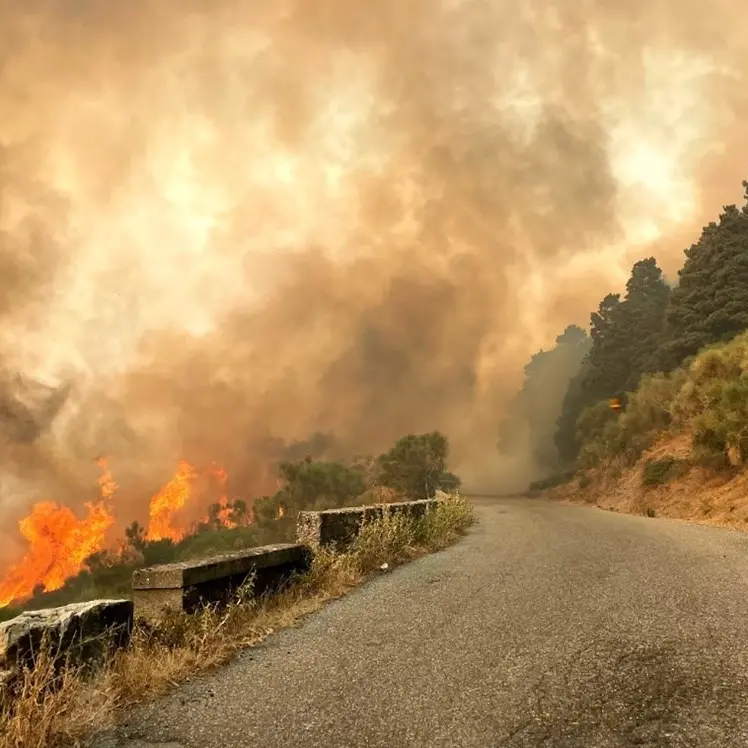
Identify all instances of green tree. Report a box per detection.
[554,258,669,462]
[258,457,367,520]
[555,294,623,461]
[659,186,748,370]
[554,363,590,463]
[620,258,670,388]
[580,293,631,402]
[376,431,458,499]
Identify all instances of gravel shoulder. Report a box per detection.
[92,498,748,748]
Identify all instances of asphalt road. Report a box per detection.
[92,498,748,747]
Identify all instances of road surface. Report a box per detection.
[93,497,748,747]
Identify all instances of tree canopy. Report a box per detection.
[658,185,748,370]
[541,180,748,470]
[376,432,460,499]
[553,258,670,461]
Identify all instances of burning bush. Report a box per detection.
[0,431,460,618]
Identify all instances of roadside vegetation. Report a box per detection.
[0,491,474,748]
[503,180,748,524]
[0,431,471,747]
[0,431,460,623]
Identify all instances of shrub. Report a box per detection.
[376,432,459,499]
[641,457,690,487]
[576,370,687,468]
[623,370,686,432]
[176,526,274,561]
[254,458,367,523]
[673,334,748,416]
[576,400,617,447]
[690,376,748,466]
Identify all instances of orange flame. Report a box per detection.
[0,459,116,608]
[277,504,286,519]
[146,460,197,542]
[96,455,118,499]
[211,462,235,528]
[0,458,238,608]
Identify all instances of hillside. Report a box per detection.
[542,332,748,528]
[508,179,748,525]
[549,432,748,529]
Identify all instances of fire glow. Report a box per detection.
[0,459,237,609]
[145,460,198,543]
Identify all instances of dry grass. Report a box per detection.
[546,432,748,530]
[0,493,474,748]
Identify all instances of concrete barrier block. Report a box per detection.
[132,543,311,623]
[297,498,440,551]
[0,599,133,673]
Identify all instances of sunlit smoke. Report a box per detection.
[1,0,747,539]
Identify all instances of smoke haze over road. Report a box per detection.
[1,0,747,548]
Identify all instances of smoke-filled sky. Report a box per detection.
[1,0,748,539]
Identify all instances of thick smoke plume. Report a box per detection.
[1,0,748,546]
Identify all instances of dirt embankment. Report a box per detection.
[546,433,748,532]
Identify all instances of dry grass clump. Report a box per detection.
[0,493,474,748]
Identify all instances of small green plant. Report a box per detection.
[644,507,657,518]
[641,457,690,487]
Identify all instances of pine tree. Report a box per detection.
[554,258,669,462]
[577,292,625,403]
[620,258,671,387]
[659,184,748,369]
[554,294,624,463]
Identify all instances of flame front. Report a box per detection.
[211,463,235,528]
[96,456,119,499]
[0,459,236,608]
[0,460,116,608]
[146,460,197,542]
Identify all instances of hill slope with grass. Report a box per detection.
[512,179,748,526]
[545,333,748,528]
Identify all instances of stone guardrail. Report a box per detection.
[0,498,441,680]
[297,498,439,550]
[132,543,310,623]
[0,599,133,684]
